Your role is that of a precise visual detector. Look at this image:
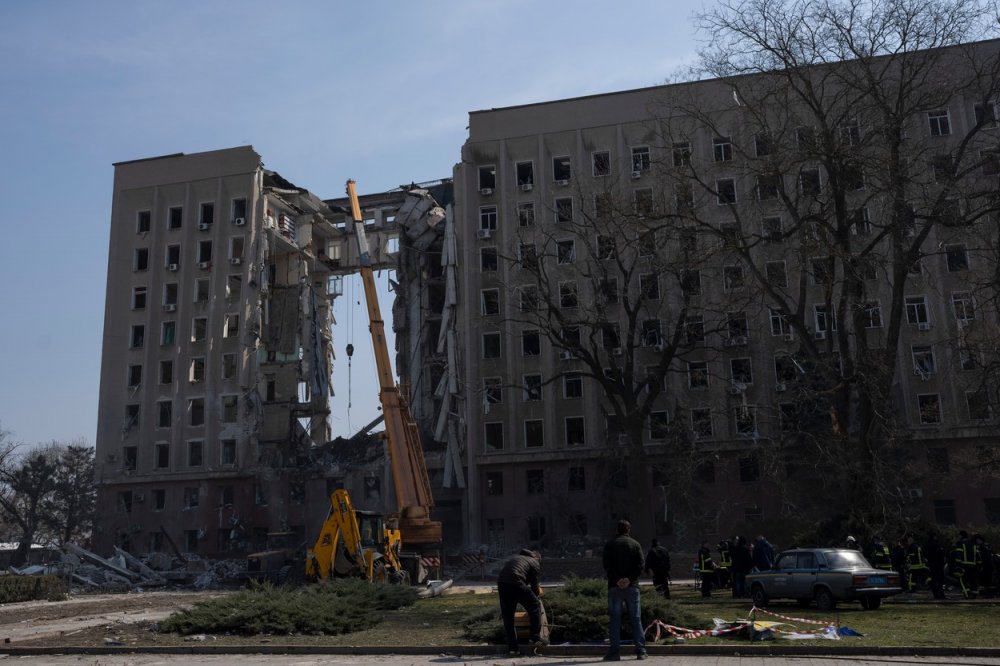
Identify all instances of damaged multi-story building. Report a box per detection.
[94,147,462,557]
[98,39,1000,560]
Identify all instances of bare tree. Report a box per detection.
[647,0,1000,534]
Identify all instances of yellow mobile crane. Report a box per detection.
[305,180,442,583]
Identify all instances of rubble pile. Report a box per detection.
[7,543,250,592]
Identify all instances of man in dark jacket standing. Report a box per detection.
[644,538,671,598]
[602,520,646,661]
[730,536,752,598]
[752,535,775,572]
[497,549,545,654]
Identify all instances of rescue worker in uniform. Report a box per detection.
[870,535,892,570]
[975,533,996,597]
[697,540,717,598]
[951,530,981,598]
[905,533,930,592]
[890,537,908,584]
[924,532,947,599]
[716,540,733,590]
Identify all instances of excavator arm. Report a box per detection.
[306,488,366,580]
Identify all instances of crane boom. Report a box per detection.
[346,180,441,546]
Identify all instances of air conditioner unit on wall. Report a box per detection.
[555,179,569,187]
[476,229,492,239]
[233,217,246,226]
[197,261,210,269]
[631,170,642,179]
[611,347,623,356]
[652,343,664,352]
[230,257,242,265]
[815,330,826,340]
[918,322,931,331]
[521,183,534,192]
[167,263,178,272]
[775,382,787,393]
[198,222,211,231]
[727,335,748,346]
[163,303,177,312]
[559,351,573,360]
[480,187,494,196]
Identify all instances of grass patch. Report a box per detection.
[159,579,417,636]
[464,576,701,644]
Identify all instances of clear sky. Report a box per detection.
[0,0,706,447]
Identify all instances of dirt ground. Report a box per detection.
[0,590,228,647]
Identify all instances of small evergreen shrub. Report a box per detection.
[0,575,67,603]
[160,579,418,636]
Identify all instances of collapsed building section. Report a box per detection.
[95,147,465,561]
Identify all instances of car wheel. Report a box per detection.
[815,588,836,612]
[862,596,881,610]
[750,584,769,607]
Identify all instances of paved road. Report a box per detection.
[2,655,1000,666]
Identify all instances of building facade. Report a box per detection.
[454,40,1000,550]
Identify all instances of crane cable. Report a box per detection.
[345,275,356,432]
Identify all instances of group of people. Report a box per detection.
[697,535,776,598]
[856,530,998,599]
[497,520,650,660]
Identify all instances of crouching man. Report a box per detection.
[497,548,546,655]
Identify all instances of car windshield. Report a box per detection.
[825,550,872,568]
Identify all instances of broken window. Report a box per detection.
[484,377,502,404]
[480,288,501,316]
[189,357,205,383]
[123,446,137,471]
[967,391,992,420]
[796,126,816,150]
[136,210,151,233]
[556,239,576,264]
[482,332,501,359]
[640,319,660,347]
[231,198,247,221]
[188,440,203,467]
[568,465,586,490]
[559,281,578,309]
[132,286,147,310]
[224,313,240,338]
[189,398,205,427]
[155,443,169,469]
[946,244,969,272]
[226,275,241,302]
[479,247,498,272]
[906,296,929,325]
[637,273,660,300]
[754,132,772,157]
[691,408,712,438]
[553,156,571,182]
[952,292,975,322]
[555,197,573,224]
[168,206,183,229]
[918,394,942,424]
[124,404,139,429]
[526,468,545,493]
[864,302,883,328]
[560,324,581,348]
[598,277,618,305]
[593,150,611,177]
[479,205,497,231]
[810,256,834,284]
[672,141,691,166]
[563,373,582,399]
[673,184,694,213]
[230,236,244,261]
[523,374,542,401]
[130,324,144,349]
[222,353,236,380]
[727,311,749,339]
[166,244,180,268]
[199,202,214,226]
[800,168,822,196]
[632,146,650,173]
[156,400,172,428]
[762,216,783,242]
[756,173,780,200]
[525,420,544,448]
[716,178,737,204]
[519,243,537,269]
[221,395,238,423]
[602,323,621,350]
[813,304,837,333]
[484,422,504,450]
[960,346,980,370]
[912,345,936,377]
[765,261,787,288]
[198,240,213,264]
[161,321,175,346]
[634,188,653,218]
[723,264,745,290]
[163,282,178,307]
[486,472,503,496]
[769,308,790,336]
[648,411,670,440]
[221,439,237,465]
[736,406,758,437]
[594,192,614,218]
[478,165,496,191]
[118,490,133,513]
[516,201,535,228]
[184,486,200,509]
[516,161,534,187]
[522,329,540,356]
[685,315,705,344]
[731,358,753,385]
[192,317,207,342]
[127,364,142,387]
[518,285,538,311]
[158,359,173,385]
[134,248,149,271]
[688,361,709,388]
